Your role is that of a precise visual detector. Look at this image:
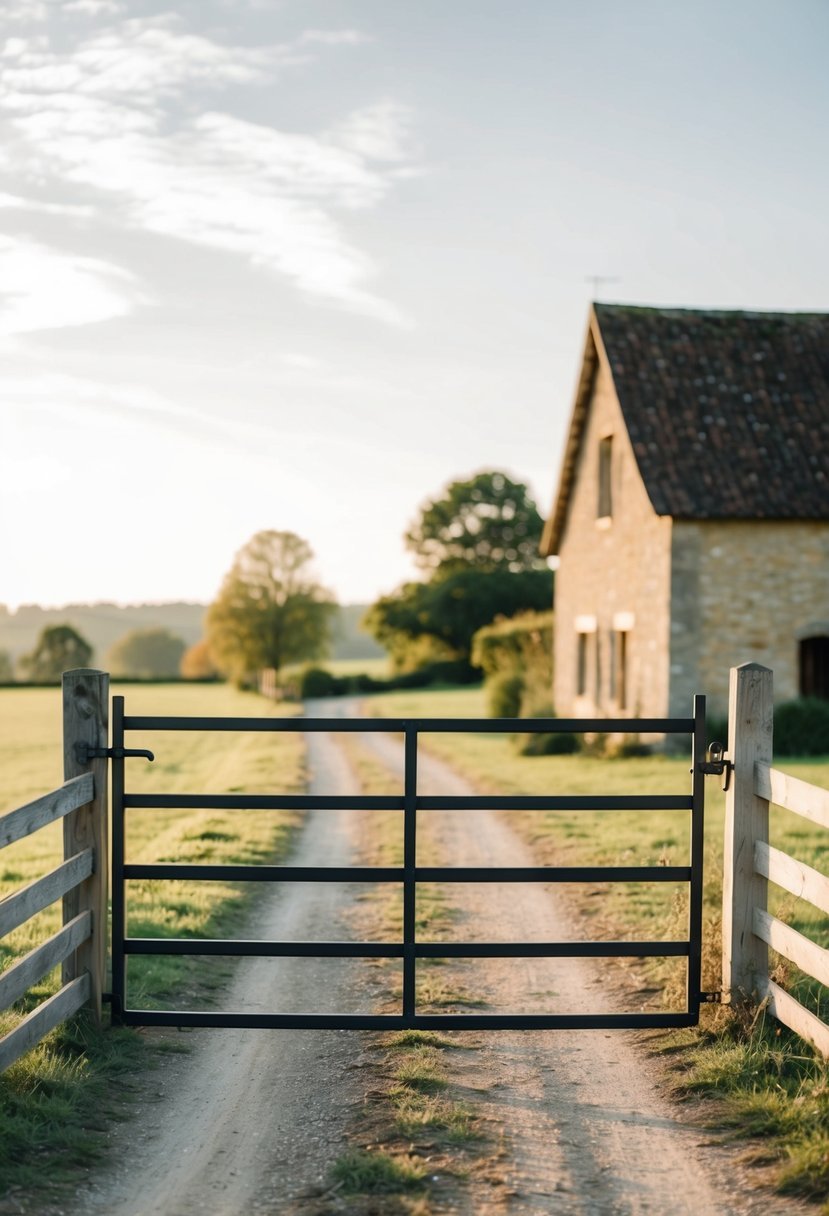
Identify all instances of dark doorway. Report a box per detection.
[799,636,829,699]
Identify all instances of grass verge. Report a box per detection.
[0,681,306,1199]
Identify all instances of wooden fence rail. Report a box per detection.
[0,670,109,1072]
[723,663,829,1057]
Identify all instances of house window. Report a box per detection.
[577,632,588,696]
[610,614,634,710]
[609,630,628,707]
[615,630,628,710]
[597,436,613,518]
[800,636,829,700]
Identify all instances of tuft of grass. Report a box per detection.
[667,1015,829,1202]
[0,1015,147,1195]
[393,1092,478,1143]
[391,1046,447,1093]
[415,976,488,1009]
[387,1029,457,1050]
[331,1149,426,1194]
[388,1044,480,1145]
[779,1131,829,1199]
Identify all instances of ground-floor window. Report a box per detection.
[617,630,628,710]
[577,631,589,696]
[800,636,829,699]
[609,629,629,710]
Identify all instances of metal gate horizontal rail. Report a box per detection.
[126,1011,696,1031]
[123,939,690,958]
[122,715,695,734]
[123,794,692,810]
[109,698,707,1030]
[122,864,691,882]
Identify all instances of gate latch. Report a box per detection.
[698,741,732,791]
[74,743,155,765]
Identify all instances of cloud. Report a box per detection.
[0,235,142,333]
[0,368,308,464]
[331,101,417,165]
[62,0,124,15]
[0,189,94,217]
[0,16,415,326]
[1,17,280,99]
[299,30,372,47]
[0,3,48,23]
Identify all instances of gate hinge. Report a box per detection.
[697,742,733,791]
[700,991,722,1004]
[74,744,155,765]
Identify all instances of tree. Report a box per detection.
[20,624,93,683]
[180,639,219,680]
[107,628,186,679]
[365,470,553,670]
[0,649,13,682]
[365,567,552,669]
[206,530,336,682]
[405,470,546,576]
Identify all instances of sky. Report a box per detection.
[1,0,828,611]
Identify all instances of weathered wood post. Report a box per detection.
[722,663,773,1003]
[62,669,109,1023]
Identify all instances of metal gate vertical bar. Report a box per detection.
[687,694,707,1020]
[402,725,418,1021]
[110,695,126,1024]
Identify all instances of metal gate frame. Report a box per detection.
[109,696,709,1030]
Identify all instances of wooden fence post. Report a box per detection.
[62,669,109,1023]
[722,662,773,1003]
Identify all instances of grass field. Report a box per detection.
[364,684,829,1206]
[1,682,306,1013]
[0,681,306,1195]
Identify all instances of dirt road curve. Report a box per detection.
[67,701,809,1216]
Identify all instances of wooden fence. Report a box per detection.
[723,662,829,1056]
[0,670,109,1071]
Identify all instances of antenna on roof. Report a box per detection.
[586,275,620,300]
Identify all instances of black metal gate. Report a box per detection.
[109,696,710,1031]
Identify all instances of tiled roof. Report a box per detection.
[594,303,829,519]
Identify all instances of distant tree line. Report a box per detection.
[1,470,553,690]
[1,623,206,684]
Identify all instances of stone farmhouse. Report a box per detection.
[541,303,829,722]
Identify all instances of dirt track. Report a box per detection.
[65,701,812,1215]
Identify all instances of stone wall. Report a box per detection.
[670,520,829,717]
[553,350,673,719]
